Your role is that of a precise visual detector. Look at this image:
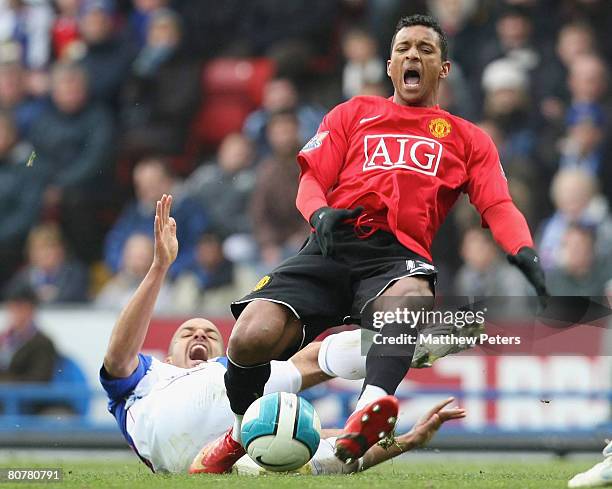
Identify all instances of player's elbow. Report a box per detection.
[103,353,138,379]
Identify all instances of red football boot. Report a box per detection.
[334,395,399,464]
[189,428,246,474]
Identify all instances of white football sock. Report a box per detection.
[318,330,366,380]
[231,415,243,443]
[355,384,388,411]
[264,360,302,394]
[603,439,612,458]
[307,437,360,475]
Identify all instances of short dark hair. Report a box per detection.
[267,108,299,127]
[390,14,448,61]
[3,279,38,305]
[498,5,531,21]
[136,155,174,178]
[566,222,596,241]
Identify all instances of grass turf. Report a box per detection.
[0,457,596,489]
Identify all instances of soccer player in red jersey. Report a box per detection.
[196,14,548,472]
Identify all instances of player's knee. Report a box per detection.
[228,300,293,364]
[228,320,281,363]
[386,276,433,297]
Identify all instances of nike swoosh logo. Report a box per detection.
[255,455,287,467]
[359,115,382,124]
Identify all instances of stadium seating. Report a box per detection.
[0,355,89,417]
[190,57,275,150]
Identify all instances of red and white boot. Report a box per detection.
[189,428,246,474]
[334,395,399,464]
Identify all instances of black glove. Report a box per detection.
[507,246,549,309]
[310,206,364,256]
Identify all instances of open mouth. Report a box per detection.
[403,68,421,88]
[189,344,208,362]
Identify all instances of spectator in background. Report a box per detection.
[173,0,248,59]
[177,0,337,62]
[559,104,606,174]
[250,110,309,270]
[477,118,540,223]
[357,80,390,98]
[183,133,258,265]
[567,54,609,117]
[427,0,482,80]
[538,21,597,122]
[77,0,134,107]
[8,223,89,304]
[563,54,610,186]
[120,8,200,158]
[0,111,42,285]
[238,0,338,75]
[104,157,208,278]
[556,22,596,79]
[477,6,540,78]
[96,233,172,311]
[0,0,53,69]
[533,23,601,170]
[51,0,82,60]
[243,78,324,156]
[341,27,385,100]
[183,133,255,238]
[177,233,234,293]
[172,232,255,314]
[538,167,612,270]
[127,0,170,48]
[363,0,427,57]
[547,224,611,297]
[557,0,612,57]
[481,58,536,173]
[0,281,56,384]
[29,62,115,262]
[437,63,473,120]
[455,227,530,297]
[0,59,44,136]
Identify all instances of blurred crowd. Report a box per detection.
[0,0,611,319]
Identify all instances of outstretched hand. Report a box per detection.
[153,194,178,270]
[407,397,466,447]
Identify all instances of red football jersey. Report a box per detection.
[297,96,512,261]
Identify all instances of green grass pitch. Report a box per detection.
[1,457,596,489]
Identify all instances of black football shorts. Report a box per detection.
[231,225,437,351]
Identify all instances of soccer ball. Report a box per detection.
[241,392,321,472]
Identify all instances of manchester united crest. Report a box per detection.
[428,118,451,138]
[253,275,271,291]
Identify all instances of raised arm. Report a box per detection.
[103,194,178,378]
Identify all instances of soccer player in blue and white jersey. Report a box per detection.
[100,194,465,474]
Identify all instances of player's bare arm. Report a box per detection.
[361,397,465,471]
[289,341,333,390]
[231,397,466,476]
[103,194,177,378]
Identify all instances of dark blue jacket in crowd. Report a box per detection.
[0,151,44,245]
[29,102,115,192]
[103,195,209,279]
